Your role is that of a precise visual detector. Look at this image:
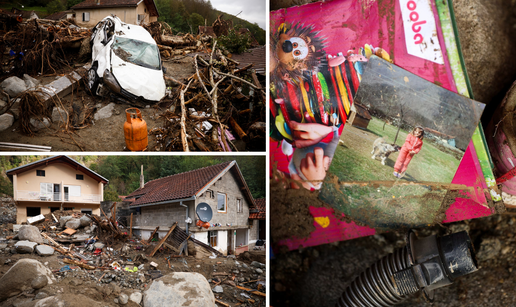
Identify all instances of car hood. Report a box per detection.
[110,51,166,102]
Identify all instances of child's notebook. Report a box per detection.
[270,0,500,250]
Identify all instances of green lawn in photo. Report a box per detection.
[319,117,462,229]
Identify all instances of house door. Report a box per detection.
[259,220,265,240]
[227,231,234,255]
[64,186,69,201]
[53,184,61,201]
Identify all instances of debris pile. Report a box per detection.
[152,43,265,151]
[144,21,212,58]
[0,194,16,225]
[0,210,266,306]
[1,18,91,76]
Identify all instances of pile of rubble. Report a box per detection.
[0,210,266,306]
[0,194,15,225]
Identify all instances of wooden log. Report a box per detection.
[160,35,196,47]
[192,139,210,152]
[129,213,133,238]
[163,242,179,253]
[251,291,266,297]
[148,222,177,257]
[228,117,249,142]
[233,63,253,74]
[215,299,230,307]
[63,258,95,270]
[251,71,262,90]
[143,226,159,244]
[157,44,173,51]
[185,92,203,105]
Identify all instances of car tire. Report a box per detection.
[87,63,99,96]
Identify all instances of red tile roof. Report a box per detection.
[249,198,265,220]
[127,161,233,206]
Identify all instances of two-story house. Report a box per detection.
[126,161,257,255]
[71,0,159,27]
[6,156,108,224]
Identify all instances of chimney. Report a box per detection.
[140,165,144,189]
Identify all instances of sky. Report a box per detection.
[209,0,266,30]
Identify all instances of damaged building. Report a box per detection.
[6,155,108,223]
[125,161,259,255]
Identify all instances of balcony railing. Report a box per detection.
[16,190,102,203]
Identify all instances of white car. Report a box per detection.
[88,15,166,103]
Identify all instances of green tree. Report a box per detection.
[189,13,205,33]
[66,0,83,9]
[46,0,65,14]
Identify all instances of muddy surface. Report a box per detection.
[272,213,516,306]
[0,57,196,152]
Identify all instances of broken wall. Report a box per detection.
[15,201,100,224]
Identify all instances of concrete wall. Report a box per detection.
[16,201,100,224]
[75,2,157,28]
[249,219,259,246]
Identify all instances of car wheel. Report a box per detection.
[87,64,99,95]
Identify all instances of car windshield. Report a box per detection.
[112,36,160,70]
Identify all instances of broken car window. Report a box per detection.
[112,37,160,70]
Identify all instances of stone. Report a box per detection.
[0,76,27,97]
[18,225,44,244]
[129,292,142,304]
[59,216,73,228]
[0,244,7,250]
[31,275,48,289]
[0,259,55,301]
[94,242,105,249]
[12,225,23,232]
[51,107,68,124]
[29,118,51,131]
[27,294,105,307]
[119,293,128,305]
[35,245,54,257]
[34,291,49,300]
[0,113,14,131]
[477,236,502,262]
[23,74,40,90]
[79,215,92,227]
[65,218,81,230]
[15,241,37,253]
[212,285,223,293]
[94,103,116,121]
[143,272,215,307]
[251,261,265,268]
[255,268,263,274]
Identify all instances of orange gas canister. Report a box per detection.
[124,108,148,151]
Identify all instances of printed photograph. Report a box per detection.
[319,56,485,229]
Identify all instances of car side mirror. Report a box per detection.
[162,66,167,74]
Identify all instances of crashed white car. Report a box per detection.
[88,15,166,103]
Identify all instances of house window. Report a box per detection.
[27,207,41,217]
[137,14,145,24]
[217,193,226,212]
[208,231,217,247]
[206,190,214,198]
[40,183,53,200]
[81,209,92,215]
[76,174,84,180]
[82,12,89,22]
[36,170,45,177]
[237,199,243,213]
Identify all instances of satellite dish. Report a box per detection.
[196,202,213,222]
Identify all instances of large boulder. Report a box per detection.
[0,259,55,301]
[0,113,14,132]
[94,103,115,121]
[0,76,27,97]
[15,241,38,253]
[143,272,215,307]
[59,216,73,228]
[79,215,92,227]
[65,218,81,230]
[18,225,43,244]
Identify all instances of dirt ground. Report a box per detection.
[0,57,200,152]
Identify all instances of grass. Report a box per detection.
[319,117,463,229]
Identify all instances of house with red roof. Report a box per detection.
[249,198,265,246]
[71,0,159,27]
[6,156,108,224]
[126,161,259,255]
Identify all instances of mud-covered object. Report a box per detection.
[0,259,56,301]
[143,272,215,307]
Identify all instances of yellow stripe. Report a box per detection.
[299,80,315,121]
[334,66,350,115]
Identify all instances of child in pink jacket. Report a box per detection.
[393,127,424,178]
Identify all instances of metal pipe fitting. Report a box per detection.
[336,230,478,307]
